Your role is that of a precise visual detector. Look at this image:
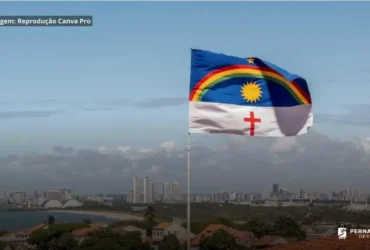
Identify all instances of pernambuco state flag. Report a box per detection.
[189,49,313,137]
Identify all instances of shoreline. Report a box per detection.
[48,210,144,221]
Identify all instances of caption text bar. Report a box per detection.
[0,16,93,27]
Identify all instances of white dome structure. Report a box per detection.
[43,200,63,209]
[63,199,83,208]
[37,197,46,206]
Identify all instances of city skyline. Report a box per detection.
[3,182,370,200]
[3,183,369,210]
[127,176,181,204]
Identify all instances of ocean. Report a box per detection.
[0,209,115,231]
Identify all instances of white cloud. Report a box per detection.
[137,148,155,153]
[352,137,370,154]
[2,131,370,194]
[160,141,176,152]
[117,146,132,153]
[98,146,108,154]
[269,137,297,153]
[361,137,370,153]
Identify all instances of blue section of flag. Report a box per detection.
[190,49,311,107]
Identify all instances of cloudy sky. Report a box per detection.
[1,2,370,194]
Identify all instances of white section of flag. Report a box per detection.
[189,101,313,137]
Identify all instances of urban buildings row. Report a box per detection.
[270,183,369,202]
[187,184,370,205]
[3,183,369,206]
[5,189,73,204]
[126,176,154,204]
[126,177,181,204]
[0,189,85,209]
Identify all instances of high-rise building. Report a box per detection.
[162,182,180,201]
[144,177,153,204]
[152,182,155,202]
[172,183,180,200]
[46,190,64,201]
[11,191,26,203]
[133,177,143,204]
[61,189,72,200]
[163,182,173,201]
[229,192,237,201]
[133,177,137,203]
[126,190,133,203]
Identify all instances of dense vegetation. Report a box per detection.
[76,230,151,250]
[23,208,158,250]
[249,216,306,240]
[28,223,89,249]
[199,229,249,250]
[27,223,151,250]
[158,234,180,250]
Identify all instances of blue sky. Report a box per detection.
[1,2,370,154]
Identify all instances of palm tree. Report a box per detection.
[47,215,55,225]
[144,205,155,236]
[144,205,155,222]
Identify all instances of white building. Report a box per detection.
[127,190,133,203]
[63,199,83,208]
[152,222,193,247]
[144,177,153,204]
[11,191,26,204]
[37,197,46,207]
[46,190,64,202]
[86,195,104,203]
[61,189,72,200]
[133,177,143,204]
[43,200,63,209]
[162,182,180,201]
[172,183,180,200]
[163,182,172,201]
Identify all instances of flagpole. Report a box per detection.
[187,131,191,250]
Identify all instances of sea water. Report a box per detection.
[0,209,114,231]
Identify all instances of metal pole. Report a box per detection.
[187,132,191,250]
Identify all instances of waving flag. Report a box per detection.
[189,49,313,137]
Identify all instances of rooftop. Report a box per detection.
[72,224,104,238]
[154,222,172,230]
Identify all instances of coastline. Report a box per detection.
[48,210,144,221]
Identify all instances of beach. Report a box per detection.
[48,210,144,221]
